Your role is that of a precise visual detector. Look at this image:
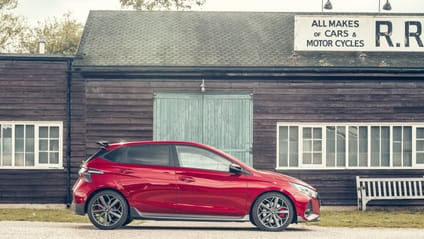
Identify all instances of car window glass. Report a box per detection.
[103,147,126,162]
[125,145,170,166]
[87,148,108,162]
[176,145,231,172]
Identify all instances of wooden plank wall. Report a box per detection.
[83,77,424,206]
[0,59,69,203]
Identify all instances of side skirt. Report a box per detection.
[130,208,250,222]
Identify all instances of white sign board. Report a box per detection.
[294,15,424,52]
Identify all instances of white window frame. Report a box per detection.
[0,121,63,169]
[299,126,325,168]
[276,122,424,170]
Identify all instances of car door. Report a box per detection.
[108,144,178,214]
[173,145,249,217]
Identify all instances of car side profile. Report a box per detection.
[72,141,320,231]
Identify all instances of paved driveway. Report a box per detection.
[1,221,423,239]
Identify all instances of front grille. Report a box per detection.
[305,200,313,217]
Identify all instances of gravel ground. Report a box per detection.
[1,220,423,239]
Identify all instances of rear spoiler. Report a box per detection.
[96,141,110,148]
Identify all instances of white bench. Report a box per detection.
[356,176,424,211]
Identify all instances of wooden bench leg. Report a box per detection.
[362,198,367,211]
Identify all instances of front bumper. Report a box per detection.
[291,191,321,223]
[297,213,320,222]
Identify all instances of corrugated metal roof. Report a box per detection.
[74,11,424,69]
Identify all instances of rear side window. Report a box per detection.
[103,147,127,162]
[86,148,108,162]
[124,145,170,166]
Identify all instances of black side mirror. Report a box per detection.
[229,164,243,174]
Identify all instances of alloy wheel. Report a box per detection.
[87,190,128,230]
[252,192,294,231]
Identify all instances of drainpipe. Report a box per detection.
[65,58,72,207]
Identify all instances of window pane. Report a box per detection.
[313,153,322,164]
[358,126,368,167]
[103,147,127,162]
[393,126,402,142]
[39,140,48,151]
[26,125,34,138]
[15,139,24,153]
[15,125,24,138]
[26,125,35,153]
[289,126,299,167]
[39,127,48,138]
[50,140,59,151]
[26,138,34,152]
[303,128,311,139]
[337,126,346,167]
[126,145,170,167]
[39,152,48,164]
[50,152,59,164]
[2,126,12,166]
[15,153,24,166]
[371,126,380,167]
[176,145,231,172]
[417,153,424,164]
[381,126,390,167]
[393,126,402,167]
[348,126,358,167]
[403,127,412,167]
[417,128,424,138]
[326,126,335,167]
[417,141,424,151]
[25,153,35,166]
[50,127,59,138]
[313,128,322,139]
[303,153,312,164]
[279,126,288,167]
[304,140,312,151]
[313,140,322,151]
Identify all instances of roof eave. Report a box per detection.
[72,65,424,79]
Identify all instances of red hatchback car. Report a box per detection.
[72,141,320,231]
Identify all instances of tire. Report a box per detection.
[87,190,129,230]
[123,217,133,226]
[251,192,294,231]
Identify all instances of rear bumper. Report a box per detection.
[72,202,86,215]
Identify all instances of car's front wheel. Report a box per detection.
[251,192,294,231]
[87,190,129,230]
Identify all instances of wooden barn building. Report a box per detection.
[1,11,424,206]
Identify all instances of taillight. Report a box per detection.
[79,165,103,183]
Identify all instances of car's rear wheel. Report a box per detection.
[251,192,294,231]
[87,190,128,230]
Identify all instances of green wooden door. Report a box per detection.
[154,93,253,166]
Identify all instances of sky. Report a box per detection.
[12,0,424,25]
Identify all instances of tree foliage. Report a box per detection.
[0,0,25,52]
[120,0,206,10]
[18,12,83,55]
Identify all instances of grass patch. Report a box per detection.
[1,208,424,228]
[0,208,89,223]
[308,208,424,228]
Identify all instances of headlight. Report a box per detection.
[289,182,318,198]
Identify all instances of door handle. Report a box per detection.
[120,169,134,175]
[178,176,195,183]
